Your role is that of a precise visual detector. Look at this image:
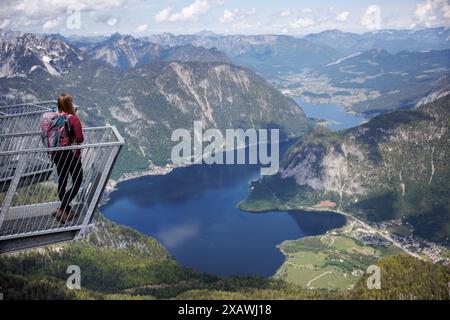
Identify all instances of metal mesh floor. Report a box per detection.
[0,202,86,239]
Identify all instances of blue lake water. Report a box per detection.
[296,99,365,131]
[102,102,360,277]
[101,163,346,277]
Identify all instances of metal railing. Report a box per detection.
[0,103,124,252]
[0,101,56,135]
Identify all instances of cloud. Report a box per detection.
[42,18,61,30]
[361,5,382,30]
[134,24,148,33]
[247,8,257,16]
[336,11,350,22]
[155,0,211,22]
[414,0,450,27]
[290,17,315,29]
[156,223,199,248]
[220,9,238,23]
[1,0,128,30]
[279,10,293,17]
[276,6,354,33]
[0,19,11,29]
[106,17,118,27]
[220,7,258,30]
[154,7,172,23]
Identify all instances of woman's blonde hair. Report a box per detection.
[57,93,75,115]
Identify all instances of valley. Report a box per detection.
[274,220,403,290]
[270,70,381,111]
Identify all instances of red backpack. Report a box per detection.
[41,112,73,148]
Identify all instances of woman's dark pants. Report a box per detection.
[52,151,83,212]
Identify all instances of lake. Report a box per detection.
[296,99,365,130]
[101,163,346,277]
[102,101,360,277]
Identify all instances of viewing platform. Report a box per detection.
[0,101,124,253]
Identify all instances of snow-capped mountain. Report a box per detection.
[0,29,83,78]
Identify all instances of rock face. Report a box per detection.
[87,33,161,69]
[416,76,450,107]
[91,60,311,168]
[0,29,83,78]
[244,95,450,243]
[87,33,230,69]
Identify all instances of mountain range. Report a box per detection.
[63,28,450,116]
[144,33,341,77]
[305,28,450,54]
[87,32,230,69]
[0,28,450,117]
[0,29,83,78]
[1,27,449,173]
[241,95,450,244]
[0,30,312,175]
[322,48,450,115]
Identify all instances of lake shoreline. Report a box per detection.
[102,137,299,203]
[105,163,186,191]
[294,97,366,131]
[238,202,343,216]
[101,163,186,205]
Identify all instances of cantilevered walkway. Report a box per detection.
[0,101,124,253]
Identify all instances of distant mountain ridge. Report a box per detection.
[52,27,450,73]
[305,27,450,54]
[65,32,343,76]
[144,33,341,77]
[321,48,450,115]
[0,30,232,74]
[87,33,230,69]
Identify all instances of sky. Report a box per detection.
[0,0,449,36]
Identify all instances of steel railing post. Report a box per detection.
[74,145,120,239]
[0,153,28,229]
